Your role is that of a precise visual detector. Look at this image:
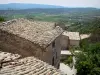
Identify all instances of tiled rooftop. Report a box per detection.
[0,51,62,75]
[0,18,63,48]
[80,34,91,40]
[0,51,21,63]
[63,31,80,40]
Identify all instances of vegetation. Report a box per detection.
[64,56,73,65]
[1,8,100,32]
[0,8,100,74]
[68,18,100,34]
[0,8,100,23]
[0,16,5,22]
[61,56,73,67]
[75,42,100,75]
[75,18,100,75]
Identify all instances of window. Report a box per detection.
[57,63,60,69]
[52,41,55,48]
[56,52,57,59]
[52,57,54,66]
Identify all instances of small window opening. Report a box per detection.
[52,41,55,48]
[52,57,54,66]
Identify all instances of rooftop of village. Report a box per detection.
[63,31,80,40]
[0,51,62,75]
[80,34,91,40]
[0,18,63,48]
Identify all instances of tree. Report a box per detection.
[0,16,5,22]
[75,43,100,75]
[56,19,68,30]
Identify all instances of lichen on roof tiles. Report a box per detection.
[0,18,63,48]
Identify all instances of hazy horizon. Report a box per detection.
[0,0,100,8]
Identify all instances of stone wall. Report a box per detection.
[0,29,43,58]
[55,35,62,68]
[61,35,69,50]
[42,35,62,68]
[70,40,80,47]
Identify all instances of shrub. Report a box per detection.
[0,16,5,22]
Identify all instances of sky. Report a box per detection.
[0,0,100,8]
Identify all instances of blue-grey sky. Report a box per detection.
[0,0,100,8]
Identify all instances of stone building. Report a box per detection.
[61,32,69,50]
[61,31,80,50]
[0,18,63,68]
[0,51,63,75]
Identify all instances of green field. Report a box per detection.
[0,8,100,33]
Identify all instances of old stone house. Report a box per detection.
[0,18,63,69]
[61,31,80,50]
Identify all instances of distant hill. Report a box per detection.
[0,3,65,10]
